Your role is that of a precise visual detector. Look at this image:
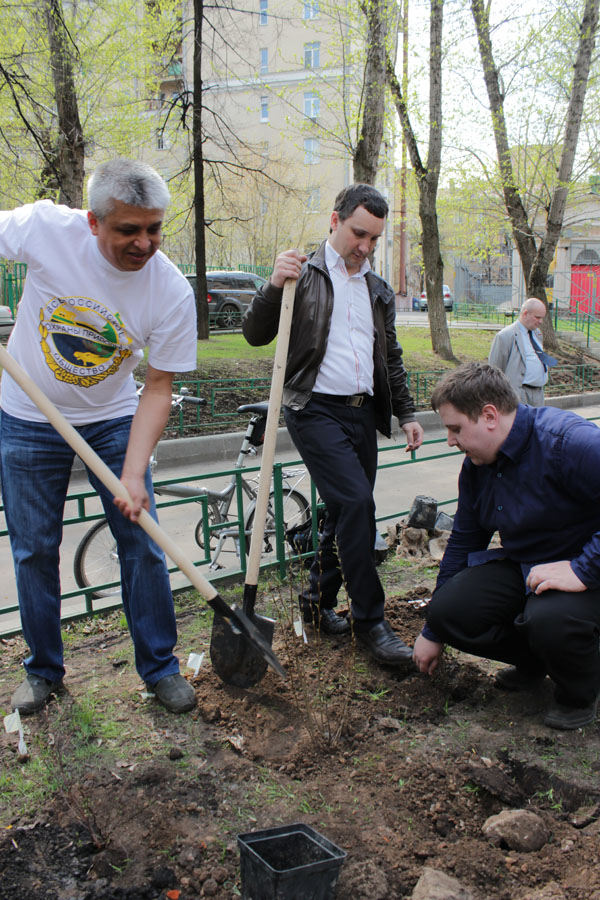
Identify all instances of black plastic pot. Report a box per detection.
[407,494,438,530]
[238,823,346,900]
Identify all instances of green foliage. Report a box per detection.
[0,0,182,205]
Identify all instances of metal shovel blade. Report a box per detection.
[209,589,284,682]
[210,585,277,687]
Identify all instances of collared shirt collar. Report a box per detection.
[497,403,534,464]
[325,240,371,277]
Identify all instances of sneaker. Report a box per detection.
[11,674,63,715]
[146,673,197,714]
[543,695,600,731]
[494,666,546,692]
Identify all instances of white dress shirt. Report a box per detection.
[519,321,548,387]
[312,241,375,396]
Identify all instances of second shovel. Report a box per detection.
[209,278,297,687]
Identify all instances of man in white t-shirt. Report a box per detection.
[0,159,198,715]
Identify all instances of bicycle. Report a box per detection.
[73,398,311,597]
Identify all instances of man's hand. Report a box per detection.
[114,366,174,523]
[526,561,586,594]
[270,249,307,289]
[114,474,149,524]
[413,634,444,675]
[402,420,424,452]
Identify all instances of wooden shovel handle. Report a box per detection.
[245,278,297,588]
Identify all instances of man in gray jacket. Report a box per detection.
[243,184,424,666]
[488,298,556,406]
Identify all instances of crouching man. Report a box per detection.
[413,362,600,730]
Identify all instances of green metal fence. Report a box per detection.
[0,434,460,637]
[167,364,600,438]
[0,262,27,313]
[2,414,599,637]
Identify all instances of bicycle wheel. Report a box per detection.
[246,489,310,554]
[193,502,224,550]
[73,519,121,599]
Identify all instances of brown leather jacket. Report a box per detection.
[242,241,417,437]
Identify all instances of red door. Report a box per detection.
[571,265,600,314]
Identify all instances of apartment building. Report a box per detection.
[157,0,396,276]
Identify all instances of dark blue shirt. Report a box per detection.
[422,405,600,641]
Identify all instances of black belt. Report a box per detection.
[313,392,371,407]
[522,384,543,389]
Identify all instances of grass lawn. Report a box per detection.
[197,327,497,371]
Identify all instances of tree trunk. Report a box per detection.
[193,0,209,340]
[354,0,394,184]
[43,0,84,208]
[471,0,599,348]
[386,0,455,360]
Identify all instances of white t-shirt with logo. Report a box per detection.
[0,200,197,424]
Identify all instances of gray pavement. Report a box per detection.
[2,392,600,636]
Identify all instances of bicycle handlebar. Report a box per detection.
[179,395,206,406]
[133,380,206,407]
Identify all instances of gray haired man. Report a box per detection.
[1,159,198,716]
[488,298,556,406]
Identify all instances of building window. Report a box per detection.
[259,0,267,25]
[304,138,320,165]
[304,91,319,119]
[304,0,319,18]
[307,187,320,212]
[260,48,268,74]
[304,42,320,68]
[157,131,165,150]
[260,96,269,122]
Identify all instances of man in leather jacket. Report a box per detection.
[243,184,424,665]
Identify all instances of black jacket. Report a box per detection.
[242,241,416,437]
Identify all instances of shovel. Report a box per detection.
[0,343,286,682]
[209,278,297,687]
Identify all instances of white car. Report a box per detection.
[419,285,453,312]
[0,304,15,337]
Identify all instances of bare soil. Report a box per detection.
[2,555,600,900]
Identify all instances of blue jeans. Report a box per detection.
[0,411,179,685]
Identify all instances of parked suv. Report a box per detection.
[185,271,267,328]
[419,284,453,312]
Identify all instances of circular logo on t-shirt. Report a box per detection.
[39,296,132,386]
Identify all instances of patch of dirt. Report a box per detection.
[2,557,600,900]
[136,359,275,438]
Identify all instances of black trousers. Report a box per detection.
[284,394,385,623]
[428,560,600,707]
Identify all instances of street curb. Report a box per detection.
[72,391,600,471]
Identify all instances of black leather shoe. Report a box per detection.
[300,600,350,635]
[544,694,600,730]
[356,620,414,665]
[494,666,546,692]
